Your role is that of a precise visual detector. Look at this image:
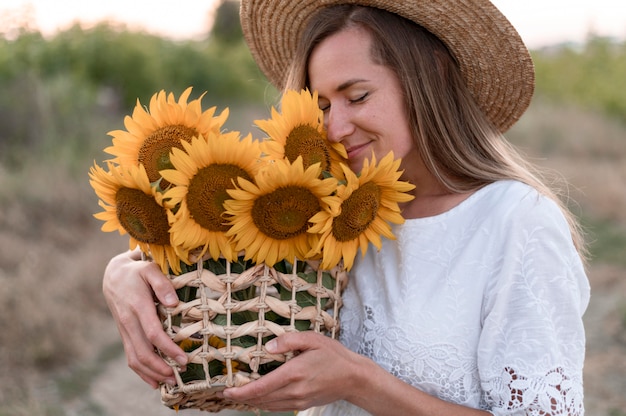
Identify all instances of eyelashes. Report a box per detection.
[350,92,369,104]
[319,92,369,113]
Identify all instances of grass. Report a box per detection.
[56,343,124,401]
[583,217,626,266]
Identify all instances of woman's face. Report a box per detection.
[308,26,418,174]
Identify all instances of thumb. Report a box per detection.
[143,262,179,307]
[265,331,324,354]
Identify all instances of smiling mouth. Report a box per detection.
[345,142,370,158]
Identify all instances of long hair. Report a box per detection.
[285,5,586,256]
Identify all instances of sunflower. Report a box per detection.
[255,89,347,179]
[308,152,415,270]
[89,162,181,274]
[104,87,229,188]
[223,157,337,266]
[161,132,265,263]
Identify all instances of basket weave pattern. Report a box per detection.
[157,258,348,412]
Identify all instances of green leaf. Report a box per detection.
[180,363,206,383]
[294,319,311,331]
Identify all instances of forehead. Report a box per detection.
[307,27,378,88]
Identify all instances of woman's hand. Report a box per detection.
[102,249,187,388]
[221,331,364,411]
[221,332,492,416]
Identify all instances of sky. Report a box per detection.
[1,0,625,48]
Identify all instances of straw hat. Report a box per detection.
[240,0,535,132]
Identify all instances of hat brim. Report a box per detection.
[240,0,535,133]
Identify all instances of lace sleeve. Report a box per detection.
[478,196,590,416]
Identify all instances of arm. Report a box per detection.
[478,193,589,415]
[102,249,187,388]
[222,332,490,415]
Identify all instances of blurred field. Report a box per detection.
[1,18,625,415]
[1,99,625,416]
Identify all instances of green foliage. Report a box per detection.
[0,71,112,170]
[212,0,245,45]
[0,22,269,106]
[533,35,626,123]
[0,22,273,167]
[583,217,626,266]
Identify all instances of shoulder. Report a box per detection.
[476,180,552,214]
[479,182,589,309]
[396,180,573,255]
[468,181,586,288]
[475,180,569,235]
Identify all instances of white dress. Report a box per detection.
[302,180,590,416]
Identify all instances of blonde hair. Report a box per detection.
[285,5,586,256]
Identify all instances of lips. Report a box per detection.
[345,141,371,159]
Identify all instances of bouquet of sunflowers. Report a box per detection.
[89,87,414,412]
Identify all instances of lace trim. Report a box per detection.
[483,367,584,416]
[340,306,584,415]
[344,306,485,408]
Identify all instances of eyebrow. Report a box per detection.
[336,78,369,92]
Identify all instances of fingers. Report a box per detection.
[119,325,175,389]
[136,303,188,367]
[130,260,186,364]
[222,365,316,411]
[265,331,327,354]
[141,261,179,307]
[221,369,295,408]
[107,250,179,307]
[108,290,180,386]
[102,250,185,387]
[222,332,355,410]
[222,333,328,405]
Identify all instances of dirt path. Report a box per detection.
[88,354,240,416]
[56,332,245,416]
[580,264,626,415]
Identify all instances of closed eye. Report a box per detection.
[350,92,369,104]
[318,91,368,113]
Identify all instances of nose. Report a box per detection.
[325,106,354,143]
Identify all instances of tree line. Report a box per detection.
[0,14,624,167]
[532,35,626,122]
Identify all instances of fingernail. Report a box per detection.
[165,293,177,305]
[266,339,277,353]
[165,378,176,386]
[176,355,188,366]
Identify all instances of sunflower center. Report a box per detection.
[284,125,331,172]
[139,124,198,185]
[332,182,381,242]
[115,187,170,245]
[252,186,320,240]
[188,164,252,232]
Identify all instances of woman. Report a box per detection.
[103,0,590,414]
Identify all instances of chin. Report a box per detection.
[348,159,364,173]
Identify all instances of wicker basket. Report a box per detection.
[156,256,348,412]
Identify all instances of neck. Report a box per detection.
[400,169,475,219]
[398,151,476,219]
[400,191,473,219]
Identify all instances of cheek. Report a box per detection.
[383,112,414,155]
[389,136,415,163]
